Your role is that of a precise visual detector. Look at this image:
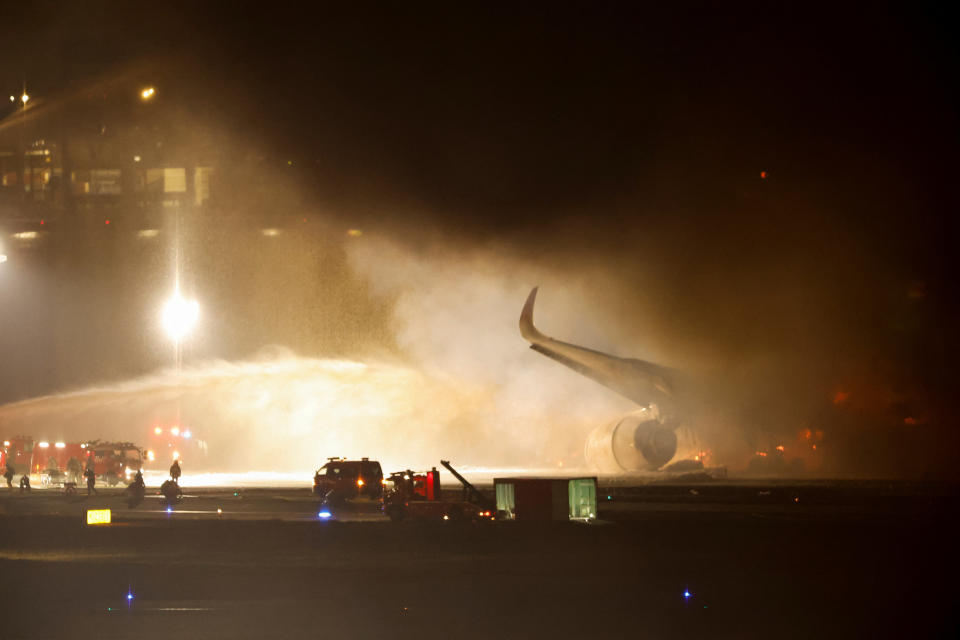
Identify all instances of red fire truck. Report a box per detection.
[381,460,495,522]
[1,436,143,486]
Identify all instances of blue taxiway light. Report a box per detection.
[683,590,692,599]
[166,507,173,514]
[317,510,332,519]
[127,594,134,601]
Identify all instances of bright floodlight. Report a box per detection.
[162,291,199,342]
[20,93,29,104]
[140,87,156,100]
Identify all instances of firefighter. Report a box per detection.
[66,457,82,485]
[160,478,182,506]
[19,474,31,492]
[4,462,14,488]
[169,459,181,482]
[83,466,97,496]
[127,469,146,509]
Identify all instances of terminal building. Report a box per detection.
[0,80,219,235]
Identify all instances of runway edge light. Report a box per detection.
[86,508,112,525]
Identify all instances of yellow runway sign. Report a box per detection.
[86,509,111,525]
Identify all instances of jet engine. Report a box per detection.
[584,408,680,472]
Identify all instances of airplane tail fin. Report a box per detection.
[519,287,676,406]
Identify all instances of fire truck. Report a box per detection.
[142,421,207,470]
[83,440,144,486]
[1,436,143,486]
[381,460,496,522]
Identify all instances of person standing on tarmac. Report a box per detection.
[170,459,181,483]
[83,466,97,495]
[4,462,14,488]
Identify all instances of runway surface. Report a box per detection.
[1,481,957,639]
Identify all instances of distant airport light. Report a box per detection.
[154,427,163,435]
[172,451,180,460]
[20,93,29,104]
[261,228,281,237]
[346,229,363,237]
[13,231,38,240]
[140,87,156,100]
[760,171,767,179]
[683,589,692,599]
[161,289,200,342]
[80,443,86,449]
[147,450,155,461]
[0,254,6,264]
[55,442,65,448]
[182,430,191,439]
[166,506,173,514]
[138,229,159,238]
[170,426,180,437]
[133,155,141,163]
[127,593,133,601]
[38,441,49,448]
[3,441,10,447]
[317,510,332,519]
[775,445,785,452]
[8,96,13,102]
[357,478,364,487]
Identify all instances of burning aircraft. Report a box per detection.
[520,287,700,473]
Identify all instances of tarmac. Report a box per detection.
[1,480,957,639]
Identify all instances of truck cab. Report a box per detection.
[313,457,383,501]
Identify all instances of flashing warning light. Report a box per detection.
[86,509,112,525]
[317,510,332,519]
[760,171,767,179]
[104,219,110,226]
[38,441,49,448]
[357,478,364,487]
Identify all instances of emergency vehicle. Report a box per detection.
[1,437,143,486]
[313,457,384,501]
[381,460,496,522]
[142,422,207,470]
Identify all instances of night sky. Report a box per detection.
[0,2,957,475]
